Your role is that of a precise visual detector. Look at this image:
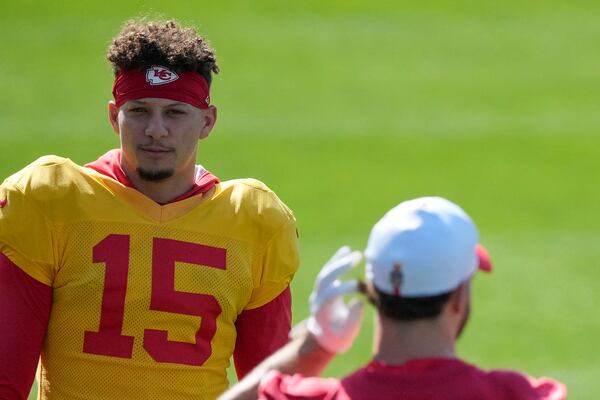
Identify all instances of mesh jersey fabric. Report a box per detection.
[259,358,566,400]
[0,155,299,400]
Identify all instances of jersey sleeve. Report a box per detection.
[245,211,299,310]
[0,253,52,400]
[233,287,291,379]
[259,371,347,400]
[0,178,56,285]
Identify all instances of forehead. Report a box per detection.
[123,98,194,108]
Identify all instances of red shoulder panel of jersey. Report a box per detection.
[340,359,566,400]
[170,168,219,202]
[259,371,349,400]
[488,369,567,400]
[84,149,219,203]
[0,253,52,400]
[233,287,291,379]
[84,149,134,187]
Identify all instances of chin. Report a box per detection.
[137,168,175,182]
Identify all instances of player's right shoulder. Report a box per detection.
[29,154,70,167]
[2,155,88,200]
[4,155,69,184]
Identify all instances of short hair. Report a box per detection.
[369,285,452,321]
[107,19,219,85]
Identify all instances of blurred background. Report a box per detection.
[2,1,598,398]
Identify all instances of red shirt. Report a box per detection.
[259,358,566,400]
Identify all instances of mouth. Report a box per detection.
[139,145,174,158]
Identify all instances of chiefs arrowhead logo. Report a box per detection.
[146,66,179,85]
[0,198,6,208]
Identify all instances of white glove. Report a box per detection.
[307,246,364,353]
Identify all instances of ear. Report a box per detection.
[108,101,120,135]
[448,281,470,314]
[198,105,217,140]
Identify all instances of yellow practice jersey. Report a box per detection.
[0,156,299,399]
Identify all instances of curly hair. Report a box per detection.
[107,19,219,85]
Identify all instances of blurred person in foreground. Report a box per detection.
[0,19,298,400]
[220,196,566,400]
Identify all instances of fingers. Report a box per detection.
[311,280,359,313]
[317,250,362,291]
[306,247,367,355]
[325,280,359,301]
[326,246,352,264]
[311,247,363,313]
[317,247,353,281]
[330,251,362,278]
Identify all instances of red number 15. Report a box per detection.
[83,234,226,366]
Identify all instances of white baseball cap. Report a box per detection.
[365,196,491,297]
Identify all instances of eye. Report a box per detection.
[166,109,187,116]
[128,107,147,113]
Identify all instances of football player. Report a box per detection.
[0,19,299,400]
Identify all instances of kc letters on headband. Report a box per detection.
[112,65,210,109]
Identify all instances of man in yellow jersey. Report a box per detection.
[0,19,299,400]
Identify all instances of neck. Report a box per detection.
[372,314,456,365]
[123,165,196,204]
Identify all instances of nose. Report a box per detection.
[144,113,169,139]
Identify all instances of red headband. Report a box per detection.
[112,65,210,109]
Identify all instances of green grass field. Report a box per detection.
[2,1,599,398]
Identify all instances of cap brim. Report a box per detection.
[476,244,492,272]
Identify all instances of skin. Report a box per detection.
[108,98,217,204]
[372,280,471,365]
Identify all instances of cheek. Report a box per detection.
[181,133,201,155]
[118,118,143,141]
[119,117,135,133]
[188,114,207,136]
[116,123,139,152]
[175,131,202,162]
[179,121,204,144]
